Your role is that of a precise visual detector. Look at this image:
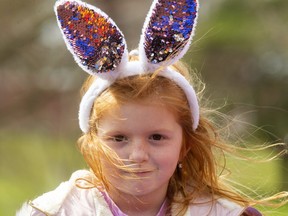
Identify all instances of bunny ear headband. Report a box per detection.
[54,0,199,133]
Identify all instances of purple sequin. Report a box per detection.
[244,207,262,216]
[56,1,125,73]
[144,0,198,64]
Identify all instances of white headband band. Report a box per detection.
[54,0,199,133]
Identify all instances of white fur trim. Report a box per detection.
[16,203,34,216]
[79,61,199,133]
[138,0,159,65]
[17,170,91,215]
[16,170,114,216]
[217,198,242,210]
[183,196,245,216]
[79,78,112,132]
[162,67,199,130]
[29,181,73,214]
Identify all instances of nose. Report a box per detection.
[128,139,149,163]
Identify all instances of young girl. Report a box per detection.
[17,0,287,215]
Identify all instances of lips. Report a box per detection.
[121,168,156,177]
[132,171,154,177]
[134,170,153,174]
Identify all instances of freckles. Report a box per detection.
[111,148,128,160]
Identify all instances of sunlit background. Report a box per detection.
[0,0,287,215]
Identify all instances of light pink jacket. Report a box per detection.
[16,170,245,216]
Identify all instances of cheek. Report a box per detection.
[100,158,121,182]
[105,145,128,162]
[156,147,181,169]
[99,146,127,173]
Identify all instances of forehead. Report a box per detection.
[98,101,180,131]
[92,75,185,126]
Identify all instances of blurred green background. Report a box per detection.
[0,0,287,215]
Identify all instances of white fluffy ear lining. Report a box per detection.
[139,0,199,68]
[54,0,128,79]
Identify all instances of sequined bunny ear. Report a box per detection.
[54,0,128,78]
[139,0,199,68]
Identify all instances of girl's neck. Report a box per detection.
[107,188,168,216]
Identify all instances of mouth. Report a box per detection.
[122,169,155,177]
[134,170,152,174]
[132,171,153,178]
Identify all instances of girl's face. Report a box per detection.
[97,101,183,201]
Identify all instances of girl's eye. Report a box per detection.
[112,135,127,142]
[150,134,164,141]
